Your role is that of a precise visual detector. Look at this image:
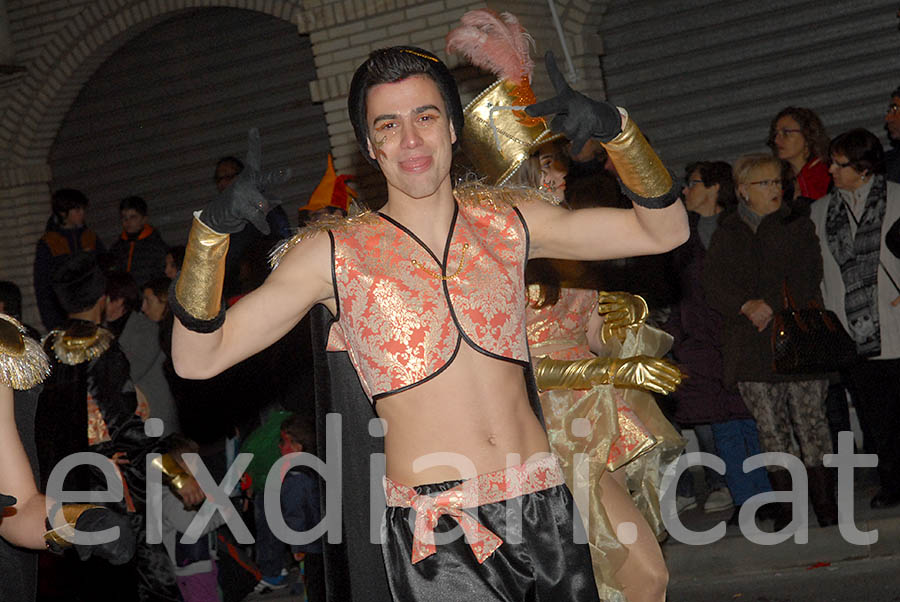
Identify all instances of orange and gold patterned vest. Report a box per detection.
[324,188,543,402]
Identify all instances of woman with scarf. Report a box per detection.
[810,129,900,509]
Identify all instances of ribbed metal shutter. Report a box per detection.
[599,0,900,173]
[49,7,329,247]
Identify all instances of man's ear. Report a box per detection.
[367,136,377,161]
[449,121,457,145]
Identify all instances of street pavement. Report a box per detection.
[664,467,900,601]
[242,469,900,601]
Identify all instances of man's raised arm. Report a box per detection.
[522,52,689,260]
[170,130,333,380]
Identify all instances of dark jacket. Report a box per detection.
[703,205,824,385]
[33,221,104,331]
[665,212,752,424]
[885,146,900,185]
[109,224,168,288]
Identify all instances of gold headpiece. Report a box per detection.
[0,313,51,390]
[446,9,561,185]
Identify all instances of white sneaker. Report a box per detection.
[676,494,697,513]
[703,488,734,513]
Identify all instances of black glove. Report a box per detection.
[525,51,622,155]
[199,129,291,235]
[0,493,15,510]
[46,507,136,565]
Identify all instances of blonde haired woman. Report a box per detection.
[703,153,836,528]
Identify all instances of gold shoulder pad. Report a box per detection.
[269,211,379,270]
[44,322,114,366]
[0,313,50,390]
[454,181,561,209]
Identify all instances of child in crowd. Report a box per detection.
[160,433,226,602]
[278,413,324,602]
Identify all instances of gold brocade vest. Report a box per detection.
[326,193,532,402]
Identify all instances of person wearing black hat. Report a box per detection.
[169,42,687,601]
[35,252,181,600]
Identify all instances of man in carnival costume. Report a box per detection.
[169,33,687,601]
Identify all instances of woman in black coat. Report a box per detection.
[703,153,837,528]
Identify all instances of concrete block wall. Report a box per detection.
[0,0,609,326]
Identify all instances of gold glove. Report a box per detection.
[150,453,193,493]
[173,217,229,325]
[597,291,648,343]
[535,355,682,395]
[602,113,674,204]
[43,503,100,549]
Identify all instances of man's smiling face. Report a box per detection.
[365,74,456,201]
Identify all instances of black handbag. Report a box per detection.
[771,283,857,374]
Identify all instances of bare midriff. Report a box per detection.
[375,342,551,487]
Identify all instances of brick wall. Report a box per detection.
[0,0,609,327]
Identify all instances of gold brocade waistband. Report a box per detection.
[384,455,565,564]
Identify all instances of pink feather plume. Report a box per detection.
[446,9,535,83]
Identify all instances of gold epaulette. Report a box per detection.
[0,313,50,390]
[453,181,561,208]
[43,322,114,366]
[269,211,380,270]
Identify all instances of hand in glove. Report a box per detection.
[525,51,622,155]
[597,291,649,343]
[199,128,291,235]
[44,504,136,565]
[608,356,682,395]
[535,355,682,395]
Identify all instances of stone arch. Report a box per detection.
[1,0,303,167]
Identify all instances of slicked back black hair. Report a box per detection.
[348,46,464,170]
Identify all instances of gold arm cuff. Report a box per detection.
[602,113,672,199]
[151,454,191,492]
[174,217,229,321]
[534,357,613,390]
[44,503,100,548]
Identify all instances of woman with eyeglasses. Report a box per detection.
[703,153,837,529]
[809,129,900,510]
[767,107,832,200]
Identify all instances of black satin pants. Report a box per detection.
[382,479,599,601]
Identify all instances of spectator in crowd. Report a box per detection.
[109,195,168,288]
[703,153,837,529]
[0,281,39,340]
[159,433,225,602]
[165,245,186,280]
[884,85,900,183]
[666,161,773,522]
[141,276,172,324]
[767,107,831,200]
[106,272,180,436]
[278,413,324,602]
[810,128,900,509]
[33,188,104,331]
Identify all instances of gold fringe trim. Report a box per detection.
[0,313,50,390]
[269,211,380,270]
[453,181,561,208]
[43,323,115,366]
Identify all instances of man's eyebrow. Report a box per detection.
[372,105,442,125]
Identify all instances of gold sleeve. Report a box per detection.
[172,217,229,328]
[602,111,674,203]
